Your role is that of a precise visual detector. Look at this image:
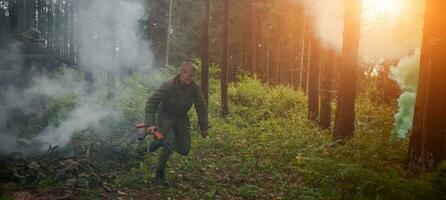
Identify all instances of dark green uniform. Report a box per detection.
[144,75,208,170]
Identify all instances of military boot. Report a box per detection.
[154,169,167,185]
[149,140,163,152]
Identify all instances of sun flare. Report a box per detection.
[363,0,403,20]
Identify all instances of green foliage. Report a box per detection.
[44,94,79,127]
[239,184,256,199]
[15,64,443,199]
[227,75,306,127]
[0,196,14,200]
[38,176,57,188]
[187,75,443,199]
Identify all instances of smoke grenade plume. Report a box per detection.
[77,0,154,74]
[390,51,420,138]
[301,0,344,50]
[301,0,425,138]
[35,102,111,151]
[0,0,155,157]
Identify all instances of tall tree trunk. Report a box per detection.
[292,41,300,90]
[0,1,8,46]
[68,3,75,58]
[74,2,80,64]
[8,0,18,36]
[246,0,253,73]
[15,0,25,33]
[148,0,157,42]
[295,33,303,90]
[164,0,173,68]
[47,0,54,48]
[239,5,244,75]
[63,1,69,57]
[24,0,36,29]
[333,0,362,140]
[300,27,310,93]
[297,11,306,91]
[55,0,61,55]
[265,24,271,84]
[308,30,321,122]
[220,0,229,117]
[320,50,336,129]
[272,24,278,84]
[408,0,446,173]
[250,0,257,75]
[36,0,44,37]
[200,0,210,105]
[276,15,283,84]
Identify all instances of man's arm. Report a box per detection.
[144,83,169,126]
[193,84,208,136]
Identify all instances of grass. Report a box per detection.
[2,70,445,200]
[115,75,445,200]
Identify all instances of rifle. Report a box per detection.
[134,123,174,152]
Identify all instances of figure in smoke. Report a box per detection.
[143,62,208,185]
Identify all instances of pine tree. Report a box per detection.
[333,0,362,140]
[220,0,229,117]
[201,0,210,105]
[408,0,446,173]
[308,22,321,122]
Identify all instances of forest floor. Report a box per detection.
[1,77,445,200]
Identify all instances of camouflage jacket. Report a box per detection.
[144,75,208,132]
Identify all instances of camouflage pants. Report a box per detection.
[155,110,191,170]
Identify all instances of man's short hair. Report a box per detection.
[180,62,196,74]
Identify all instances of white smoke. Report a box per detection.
[390,51,420,92]
[77,0,155,74]
[301,0,344,50]
[0,68,84,127]
[0,0,156,156]
[0,67,86,153]
[35,0,156,151]
[35,101,112,151]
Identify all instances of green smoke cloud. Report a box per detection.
[393,92,417,137]
[389,51,420,138]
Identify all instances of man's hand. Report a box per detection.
[146,125,156,133]
[200,130,209,138]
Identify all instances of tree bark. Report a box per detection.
[63,1,69,57]
[24,0,36,29]
[300,23,310,94]
[239,5,244,75]
[308,29,321,122]
[408,0,446,173]
[220,0,229,117]
[55,0,61,55]
[36,0,44,37]
[0,1,9,45]
[148,0,157,42]
[250,0,257,75]
[48,0,54,48]
[246,0,253,74]
[200,0,210,105]
[68,3,75,58]
[164,0,173,68]
[265,24,271,84]
[8,0,18,36]
[333,0,362,140]
[319,50,336,129]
